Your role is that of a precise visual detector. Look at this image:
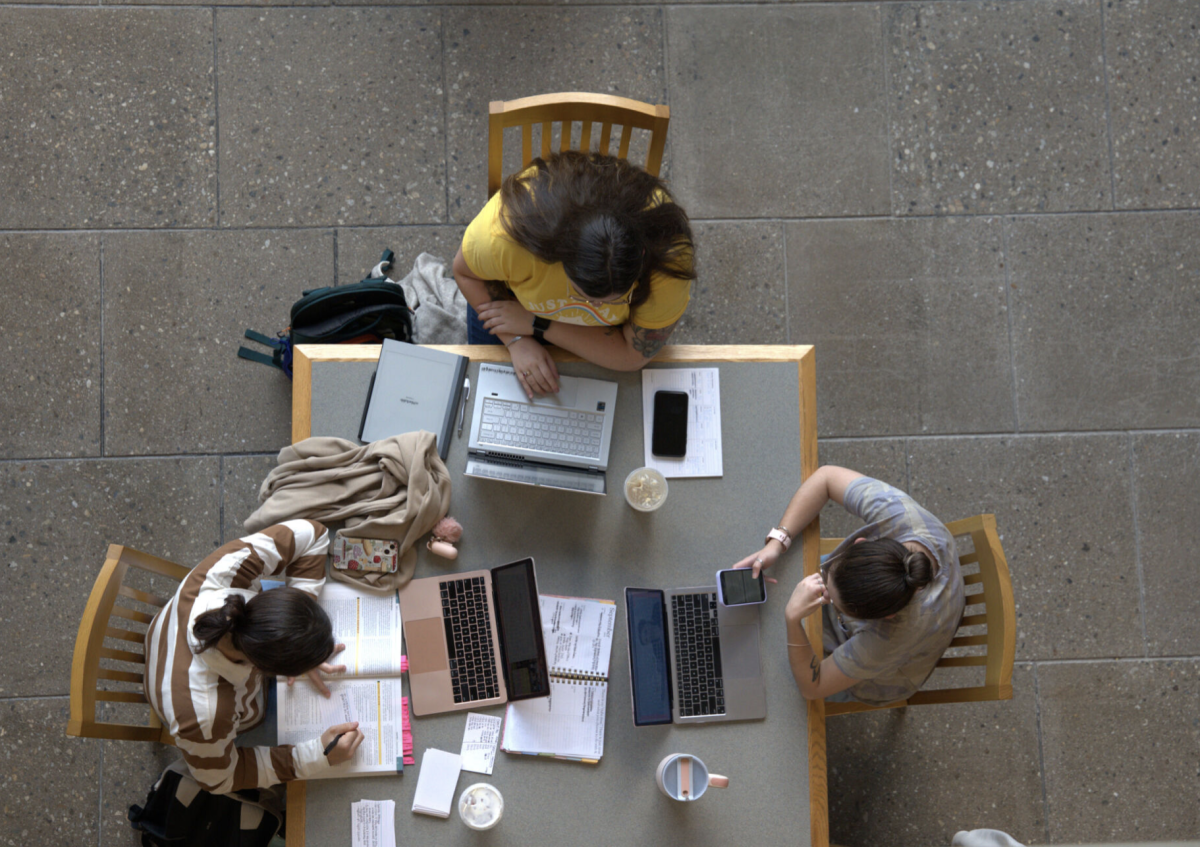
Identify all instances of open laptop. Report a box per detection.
[399,558,549,716]
[465,363,619,495]
[625,585,767,725]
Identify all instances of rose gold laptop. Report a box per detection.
[398,558,550,716]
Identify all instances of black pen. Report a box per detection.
[323,733,345,756]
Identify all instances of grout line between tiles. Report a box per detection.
[782,222,790,344]
[903,436,911,490]
[1128,434,1150,657]
[98,236,106,458]
[97,742,104,847]
[879,1,896,216]
[0,452,278,466]
[1033,655,1200,665]
[1001,218,1021,433]
[1032,662,1051,844]
[5,206,1200,237]
[332,228,339,286]
[1098,0,1120,210]
[219,454,226,544]
[439,7,451,224]
[212,6,221,226]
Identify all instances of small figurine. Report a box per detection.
[427,516,463,560]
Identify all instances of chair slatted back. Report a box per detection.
[487,92,670,198]
[68,544,190,743]
[820,513,1016,715]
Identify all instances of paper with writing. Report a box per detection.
[459,712,502,775]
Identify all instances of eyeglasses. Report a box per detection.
[567,280,635,307]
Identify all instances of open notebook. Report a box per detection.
[501,595,616,764]
[277,581,415,777]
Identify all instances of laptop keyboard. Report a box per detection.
[440,577,499,704]
[479,397,604,460]
[670,592,726,717]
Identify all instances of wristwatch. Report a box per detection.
[766,526,792,551]
[532,315,551,342]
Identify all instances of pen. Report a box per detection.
[323,732,345,756]
[457,377,471,436]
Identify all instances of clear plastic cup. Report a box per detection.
[458,783,503,830]
[624,467,668,512]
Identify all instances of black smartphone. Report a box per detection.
[651,390,688,457]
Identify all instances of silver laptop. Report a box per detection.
[625,586,767,725]
[465,363,619,495]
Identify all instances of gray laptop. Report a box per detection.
[625,586,767,725]
[464,363,619,495]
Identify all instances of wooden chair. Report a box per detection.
[820,514,1016,716]
[67,544,190,743]
[487,92,670,197]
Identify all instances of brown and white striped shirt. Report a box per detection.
[145,519,334,793]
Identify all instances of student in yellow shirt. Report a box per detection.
[453,151,696,398]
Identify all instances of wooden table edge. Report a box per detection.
[285,343,827,847]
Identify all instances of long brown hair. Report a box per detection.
[497,151,695,312]
[828,538,934,619]
[192,587,335,678]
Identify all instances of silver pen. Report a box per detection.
[457,377,471,436]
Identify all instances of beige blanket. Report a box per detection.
[245,432,451,590]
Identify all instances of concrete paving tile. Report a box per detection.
[908,435,1141,661]
[0,458,218,697]
[813,442,909,540]
[336,226,467,287]
[887,0,1110,215]
[1133,432,1200,656]
[826,664,1045,847]
[217,8,444,227]
[0,234,101,459]
[1109,0,1200,209]
[0,699,100,846]
[444,8,667,224]
[0,9,215,229]
[670,222,786,346]
[100,734,177,847]
[223,455,278,542]
[787,217,1013,437]
[667,6,890,218]
[1007,212,1200,431]
[1038,659,1200,841]
[103,230,332,455]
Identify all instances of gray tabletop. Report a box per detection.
[301,358,811,846]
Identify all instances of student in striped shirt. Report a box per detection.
[145,519,365,793]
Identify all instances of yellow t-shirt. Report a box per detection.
[460,189,692,330]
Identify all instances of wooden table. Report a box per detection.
[287,343,827,847]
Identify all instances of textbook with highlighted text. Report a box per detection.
[501,594,616,764]
[276,581,415,778]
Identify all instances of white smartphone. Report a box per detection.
[715,568,767,606]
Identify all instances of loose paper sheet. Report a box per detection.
[412,749,462,818]
[641,368,723,478]
[459,712,502,775]
[351,799,395,847]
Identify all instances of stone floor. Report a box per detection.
[2,0,1199,845]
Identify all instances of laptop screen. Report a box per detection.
[625,588,672,726]
[491,559,549,701]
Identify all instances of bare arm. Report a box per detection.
[733,465,866,576]
[783,573,856,700]
[539,319,679,372]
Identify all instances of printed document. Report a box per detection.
[642,368,723,477]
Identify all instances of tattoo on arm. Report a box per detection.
[809,656,821,684]
[483,280,516,301]
[629,320,679,360]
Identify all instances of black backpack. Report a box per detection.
[127,761,283,847]
[238,249,413,378]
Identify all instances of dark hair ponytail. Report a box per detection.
[498,151,695,311]
[192,587,335,678]
[828,538,934,620]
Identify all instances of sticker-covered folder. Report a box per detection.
[500,595,616,764]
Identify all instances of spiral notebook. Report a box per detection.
[501,595,616,764]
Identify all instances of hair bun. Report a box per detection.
[220,593,247,624]
[903,550,934,590]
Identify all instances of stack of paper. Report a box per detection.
[411,749,462,818]
[351,799,395,847]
